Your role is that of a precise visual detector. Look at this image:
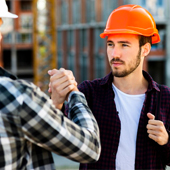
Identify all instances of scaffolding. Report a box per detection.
[33,0,57,93]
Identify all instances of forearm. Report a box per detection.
[68,91,99,135]
[66,91,101,162]
[21,87,100,163]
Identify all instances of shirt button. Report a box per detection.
[113,152,116,156]
[116,131,120,135]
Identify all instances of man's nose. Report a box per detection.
[111,46,121,58]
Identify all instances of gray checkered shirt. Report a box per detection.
[0,77,101,170]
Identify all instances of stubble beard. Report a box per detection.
[110,48,141,77]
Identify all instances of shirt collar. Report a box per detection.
[142,71,160,92]
[0,67,17,80]
[99,70,160,92]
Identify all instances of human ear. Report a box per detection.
[141,43,151,57]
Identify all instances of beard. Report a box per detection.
[110,47,141,77]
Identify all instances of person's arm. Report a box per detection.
[19,81,101,163]
[146,84,170,166]
[64,80,94,117]
[164,130,170,166]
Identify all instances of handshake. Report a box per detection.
[48,68,79,110]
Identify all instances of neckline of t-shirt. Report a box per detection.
[112,83,145,98]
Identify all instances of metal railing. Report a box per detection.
[3,31,32,44]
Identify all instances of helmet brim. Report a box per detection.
[0,12,18,18]
[100,30,160,44]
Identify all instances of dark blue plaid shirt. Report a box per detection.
[72,71,170,170]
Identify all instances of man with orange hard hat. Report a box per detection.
[49,4,170,170]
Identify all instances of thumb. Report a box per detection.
[48,69,58,76]
[147,113,155,120]
[59,68,65,71]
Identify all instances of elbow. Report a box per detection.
[83,147,101,164]
[92,140,101,162]
[81,137,101,164]
[87,130,101,163]
[90,148,101,163]
[67,134,101,164]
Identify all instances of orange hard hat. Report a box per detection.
[100,4,160,44]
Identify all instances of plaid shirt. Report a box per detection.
[70,71,170,170]
[0,68,101,170]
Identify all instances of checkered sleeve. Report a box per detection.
[68,91,99,134]
[18,80,101,163]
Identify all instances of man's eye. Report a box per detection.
[107,43,113,46]
[122,44,128,47]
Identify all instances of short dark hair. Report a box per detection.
[138,35,152,47]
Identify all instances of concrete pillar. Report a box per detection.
[11,0,17,75]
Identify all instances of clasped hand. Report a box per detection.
[48,68,79,110]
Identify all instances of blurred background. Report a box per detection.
[0,0,170,169]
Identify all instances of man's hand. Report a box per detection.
[147,113,169,145]
[48,68,79,110]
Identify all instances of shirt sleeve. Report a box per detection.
[159,85,170,166]
[19,83,101,163]
[162,128,170,165]
[64,80,94,117]
[68,91,98,134]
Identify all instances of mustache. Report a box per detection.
[110,58,124,63]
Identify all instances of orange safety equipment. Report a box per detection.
[100,4,160,44]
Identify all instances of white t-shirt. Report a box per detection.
[112,83,145,170]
